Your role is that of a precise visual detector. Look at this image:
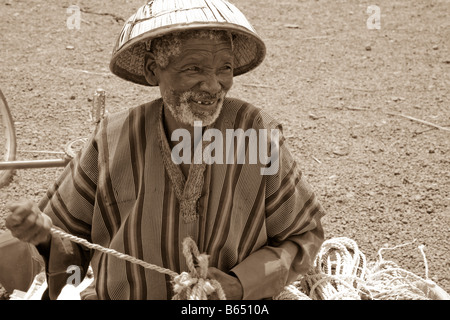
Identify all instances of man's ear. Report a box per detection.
[143,52,159,86]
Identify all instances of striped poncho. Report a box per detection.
[38,97,326,300]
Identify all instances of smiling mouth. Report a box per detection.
[193,100,216,105]
[190,99,220,110]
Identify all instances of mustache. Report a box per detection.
[181,90,226,102]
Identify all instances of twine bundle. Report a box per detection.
[300,237,368,300]
[274,237,450,300]
[362,243,441,300]
[272,282,311,300]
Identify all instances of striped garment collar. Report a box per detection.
[157,103,212,223]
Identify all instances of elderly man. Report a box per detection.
[5,0,325,300]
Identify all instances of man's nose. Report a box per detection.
[199,73,222,94]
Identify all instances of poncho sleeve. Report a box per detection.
[36,125,101,300]
[230,112,326,300]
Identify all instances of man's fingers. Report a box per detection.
[17,222,41,243]
[5,200,37,226]
[24,227,49,246]
[6,199,34,213]
[7,210,38,233]
[4,199,52,245]
[5,213,23,229]
[21,216,52,246]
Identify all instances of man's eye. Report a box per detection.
[221,65,233,72]
[185,66,200,72]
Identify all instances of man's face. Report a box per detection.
[154,36,234,127]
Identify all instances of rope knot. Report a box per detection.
[173,272,198,293]
[171,237,226,300]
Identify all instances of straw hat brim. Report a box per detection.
[109,22,266,86]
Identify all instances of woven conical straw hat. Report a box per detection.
[110,0,266,86]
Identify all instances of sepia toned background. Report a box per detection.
[0,0,449,299]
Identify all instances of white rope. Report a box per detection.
[418,245,429,279]
[300,237,368,300]
[172,237,226,300]
[51,227,178,278]
[275,237,450,300]
[50,227,226,300]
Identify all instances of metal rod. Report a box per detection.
[17,150,66,155]
[0,159,70,169]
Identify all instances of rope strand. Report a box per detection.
[50,227,226,299]
[51,227,178,278]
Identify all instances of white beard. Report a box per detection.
[164,90,226,127]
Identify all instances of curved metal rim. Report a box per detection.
[0,89,17,187]
[64,137,88,159]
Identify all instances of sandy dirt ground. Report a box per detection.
[0,0,449,299]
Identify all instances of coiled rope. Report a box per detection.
[50,227,226,300]
[274,237,450,300]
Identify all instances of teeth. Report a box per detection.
[196,101,214,105]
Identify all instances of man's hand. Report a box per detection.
[207,267,243,300]
[5,199,52,246]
